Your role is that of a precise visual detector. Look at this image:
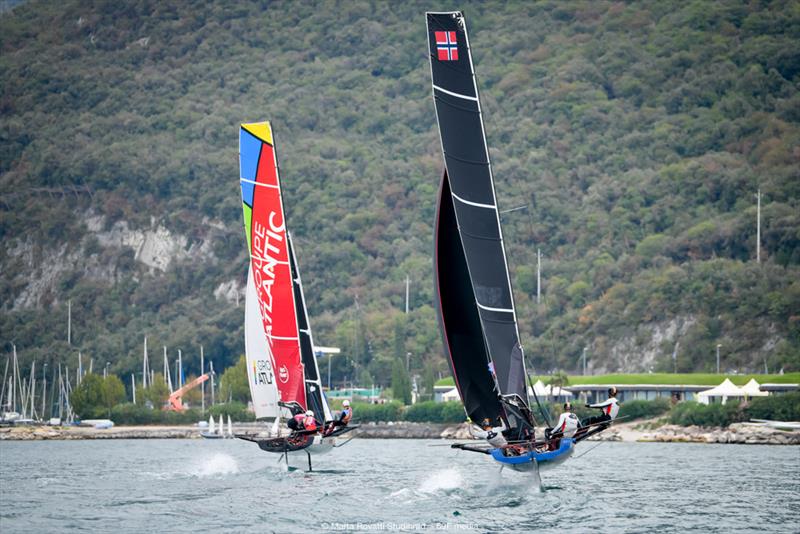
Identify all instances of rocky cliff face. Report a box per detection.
[589,317,696,373]
[4,211,220,311]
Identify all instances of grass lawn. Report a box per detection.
[435,372,800,387]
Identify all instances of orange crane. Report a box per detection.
[166,373,210,411]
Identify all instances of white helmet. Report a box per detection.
[305,410,314,417]
[342,400,350,407]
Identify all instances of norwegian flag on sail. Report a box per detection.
[435,31,458,61]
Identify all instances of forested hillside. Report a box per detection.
[1,0,798,388]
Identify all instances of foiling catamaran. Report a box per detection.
[236,122,357,470]
[427,11,611,475]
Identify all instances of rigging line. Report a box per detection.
[572,440,605,460]
[434,93,481,114]
[523,350,552,427]
[332,435,357,448]
[442,150,489,166]
[528,373,552,427]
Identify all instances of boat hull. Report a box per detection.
[490,438,575,473]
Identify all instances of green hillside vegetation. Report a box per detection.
[1,1,798,393]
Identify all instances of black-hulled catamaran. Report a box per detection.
[427,11,612,474]
[236,122,356,470]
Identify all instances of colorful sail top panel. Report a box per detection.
[240,122,307,410]
[427,12,529,408]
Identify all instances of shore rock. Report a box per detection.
[639,423,800,445]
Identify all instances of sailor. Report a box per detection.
[545,402,580,442]
[302,410,318,433]
[474,418,508,448]
[324,400,353,435]
[582,387,620,428]
[287,412,306,432]
[338,400,352,425]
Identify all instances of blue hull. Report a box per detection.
[490,438,575,472]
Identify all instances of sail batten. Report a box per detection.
[427,11,531,426]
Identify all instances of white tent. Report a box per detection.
[740,378,768,398]
[528,379,573,399]
[696,378,746,405]
[529,380,548,397]
[441,387,461,402]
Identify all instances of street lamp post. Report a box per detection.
[582,347,587,376]
[716,344,721,374]
[104,362,110,379]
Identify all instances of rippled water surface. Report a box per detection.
[1,438,798,533]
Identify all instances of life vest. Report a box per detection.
[341,407,352,424]
[303,415,317,432]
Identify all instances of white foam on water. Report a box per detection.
[419,468,463,494]
[193,453,239,477]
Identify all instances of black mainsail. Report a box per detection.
[428,11,535,436]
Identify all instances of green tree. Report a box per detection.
[391,358,412,405]
[142,373,171,408]
[71,373,126,418]
[219,355,250,403]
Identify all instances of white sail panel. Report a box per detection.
[244,266,280,419]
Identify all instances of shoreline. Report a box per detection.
[1,420,798,444]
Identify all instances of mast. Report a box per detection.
[0,356,7,413]
[427,12,536,431]
[200,345,205,414]
[288,232,332,422]
[143,336,149,389]
[210,361,215,406]
[164,346,173,393]
[756,188,761,263]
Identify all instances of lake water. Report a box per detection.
[1,438,798,533]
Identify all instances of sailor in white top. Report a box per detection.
[582,387,620,427]
[546,402,580,440]
[473,418,508,448]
